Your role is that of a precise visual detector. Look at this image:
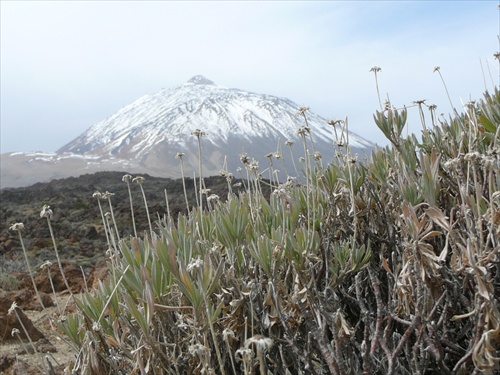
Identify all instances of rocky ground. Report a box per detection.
[0,171,245,374]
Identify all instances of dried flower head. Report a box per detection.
[240,153,250,165]
[102,191,115,199]
[132,176,145,185]
[122,174,132,182]
[370,66,381,73]
[412,99,426,105]
[40,205,53,219]
[188,343,209,357]
[191,129,206,138]
[433,66,440,73]
[235,347,253,361]
[40,260,53,270]
[207,194,220,204]
[92,191,102,199]
[9,223,24,231]
[175,152,185,160]
[328,119,343,127]
[296,106,310,116]
[186,257,204,272]
[8,301,18,315]
[313,151,322,161]
[11,328,20,337]
[223,328,236,341]
[296,126,310,136]
[92,321,102,332]
[244,335,273,351]
[248,160,259,171]
[285,140,294,146]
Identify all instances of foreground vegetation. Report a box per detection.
[8,79,500,373]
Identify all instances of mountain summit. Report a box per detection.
[58,76,374,177]
[185,75,216,85]
[2,77,375,188]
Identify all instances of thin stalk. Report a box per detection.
[93,193,111,248]
[177,153,190,213]
[131,176,153,235]
[164,189,172,228]
[45,217,73,298]
[41,262,61,315]
[12,310,48,373]
[204,302,226,375]
[104,192,121,243]
[12,225,45,310]
[123,175,138,237]
[370,66,383,111]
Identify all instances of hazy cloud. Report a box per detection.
[1,1,498,153]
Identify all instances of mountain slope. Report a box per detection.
[2,76,375,188]
[59,75,374,161]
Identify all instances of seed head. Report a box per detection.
[296,126,310,136]
[8,301,18,315]
[175,152,185,160]
[186,257,204,272]
[207,194,220,204]
[191,129,206,138]
[40,205,53,219]
[240,153,250,165]
[285,140,294,146]
[92,321,102,332]
[11,328,20,337]
[370,66,381,73]
[92,191,102,199]
[122,174,132,182]
[328,119,343,127]
[102,191,115,199]
[9,223,24,231]
[433,66,440,73]
[244,334,273,351]
[223,328,236,341]
[296,106,310,116]
[132,176,145,185]
[40,260,53,270]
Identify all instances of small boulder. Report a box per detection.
[0,289,45,342]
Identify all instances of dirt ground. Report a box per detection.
[0,295,77,375]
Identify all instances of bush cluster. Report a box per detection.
[10,85,500,374]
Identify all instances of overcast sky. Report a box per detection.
[1,1,498,154]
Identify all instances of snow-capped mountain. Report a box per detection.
[59,75,374,175]
[2,76,375,188]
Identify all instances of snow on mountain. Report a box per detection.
[59,75,374,165]
[2,76,376,188]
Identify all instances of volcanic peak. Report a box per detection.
[185,75,216,86]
